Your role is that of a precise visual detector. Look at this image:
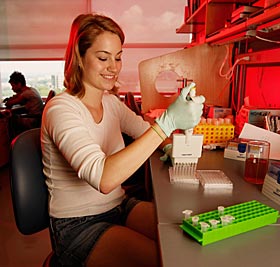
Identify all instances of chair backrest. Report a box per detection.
[45,90,56,106]
[10,128,49,235]
[124,92,142,117]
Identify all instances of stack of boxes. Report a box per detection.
[262,161,280,205]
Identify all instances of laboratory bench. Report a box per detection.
[149,150,280,267]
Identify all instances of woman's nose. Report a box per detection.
[107,59,118,72]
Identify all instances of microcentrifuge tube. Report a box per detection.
[192,216,199,226]
[182,210,193,220]
[218,206,225,216]
[209,219,219,229]
[225,215,235,224]
[200,222,210,232]
[220,216,230,226]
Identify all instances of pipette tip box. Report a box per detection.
[180,200,279,246]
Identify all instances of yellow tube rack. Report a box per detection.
[193,123,234,145]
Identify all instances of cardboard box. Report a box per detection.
[224,148,246,161]
[223,139,247,161]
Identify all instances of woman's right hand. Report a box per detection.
[155,82,205,137]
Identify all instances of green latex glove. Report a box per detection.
[160,143,172,162]
[155,82,205,137]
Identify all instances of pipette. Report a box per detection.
[169,81,204,183]
[185,84,196,145]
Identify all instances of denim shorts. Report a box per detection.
[50,197,141,267]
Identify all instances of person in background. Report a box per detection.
[41,13,205,267]
[4,71,44,132]
[4,71,43,113]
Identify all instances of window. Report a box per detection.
[0,0,190,98]
[91,0,189,94]
[0,61,64,99]
[0,0,90,99]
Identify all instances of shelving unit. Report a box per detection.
[177,0,280,111]
[207,4,280,45]
[177,0,280,47]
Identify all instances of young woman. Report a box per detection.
[41,13,204,267]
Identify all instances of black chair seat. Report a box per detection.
[10,128,58,266]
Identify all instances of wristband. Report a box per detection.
[151,125,166,141]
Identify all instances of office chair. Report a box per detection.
[10,128,58,267]
[124,91,142,117]
[44,90,56,105]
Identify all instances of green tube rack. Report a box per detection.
[180,200,279,246]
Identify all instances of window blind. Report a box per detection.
[0,0,90,60]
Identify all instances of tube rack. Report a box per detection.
[180,200,279,245]
[193,123,234,145]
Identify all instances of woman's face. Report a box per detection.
[82,31,123,92]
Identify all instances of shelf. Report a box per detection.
[206,5,280,45]
[209,0,259,3]
[177,1,259,35]
[177,0,280,46]
[177,1,236,43]
[236,47,280,65]
[176,1,206,34]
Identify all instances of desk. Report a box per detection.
[150,150,280,267]
[0,104,26,116]
[0,104,35,139]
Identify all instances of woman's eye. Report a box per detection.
[97,57,121,62]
